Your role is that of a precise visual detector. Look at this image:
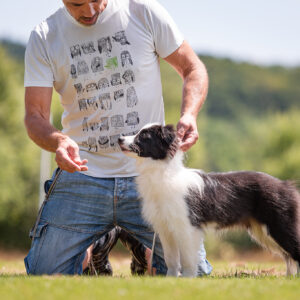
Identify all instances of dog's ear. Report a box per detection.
[162,124,176,145]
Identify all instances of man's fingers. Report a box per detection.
[79,159,88,171]
[67,145,81,164]
[177,115,199,151]
[79,165,88,171]
[179,132,199,152]
[56,149,88,172]
[68,145,89,170]
[176,124,187,140]
[81,159,88,165]
[177,127,185,139]
[56,157,81,173]
[56,148,81,173]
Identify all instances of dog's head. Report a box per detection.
[118,124,178,160]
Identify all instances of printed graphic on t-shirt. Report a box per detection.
[112,31,130,45]
[126,87,138,107]
[98,78,110,90]
[110,134,121,148]
[70,64,77,78]
[70,45,81,58]
[111,115,124,128]
[81,41,96,54]
[105,57,118,69]
[86,82,98,93]
[122,70,135,84]
[111,73,122,86]
[98,136,109,149]
[120,51,133,67]
[74,83,84,94]
[91,57,104,73]
[99,93,112,110]
[70,30,140,153]
[87,137,98,152]
[114,89,124,102]
[126,111,139,127]
[99,117,109,131]
[78,99,88,111]
[98,37,112,56]
[77,60,89,75]
[87,97,98,110]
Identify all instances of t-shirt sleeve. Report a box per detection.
[24,30,54,87]
[145,0,184,58]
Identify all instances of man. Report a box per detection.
[24,0,212,276]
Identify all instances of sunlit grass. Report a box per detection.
[0,254,299,300]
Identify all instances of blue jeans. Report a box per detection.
[25,169,212,275]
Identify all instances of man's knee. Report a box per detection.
[25,223,90,275]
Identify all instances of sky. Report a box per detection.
[0,0,299,66]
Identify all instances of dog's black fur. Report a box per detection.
[187,171,300,263]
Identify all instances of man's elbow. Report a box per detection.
[24,112,39,140]
[24,113,34,140]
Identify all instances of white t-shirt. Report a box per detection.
[24,0,184,177]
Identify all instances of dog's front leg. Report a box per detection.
[179,227,203,277]
[159,231,180,277]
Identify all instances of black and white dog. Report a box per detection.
[118,124,300,277]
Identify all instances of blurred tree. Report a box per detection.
[0,46,40,249]
[260,111,300,181]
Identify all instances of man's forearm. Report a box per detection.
[163,41,209,151]
[181,59,208,118]
[24,114,67,153]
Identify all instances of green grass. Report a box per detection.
[0,256,299,300]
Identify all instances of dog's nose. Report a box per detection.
[118,137,124,145]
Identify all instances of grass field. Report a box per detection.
[0,251,299,300]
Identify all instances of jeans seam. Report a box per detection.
[43,221,107,234]
[113,178,118,225]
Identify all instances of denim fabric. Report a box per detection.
[25,169,212,276]
[197,238,213,276]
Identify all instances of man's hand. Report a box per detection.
[177,114,199,152]
[25,87,88,173]
[55,136,88,173]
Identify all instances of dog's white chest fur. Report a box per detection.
[135,152,205,277]
[136,153,196,229]
[137,167,190,232]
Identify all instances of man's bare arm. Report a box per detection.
[164,41,208,151]
[24,87,88,172]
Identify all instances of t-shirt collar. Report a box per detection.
[62,0,111,28]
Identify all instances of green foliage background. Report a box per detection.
[0,40,299,251]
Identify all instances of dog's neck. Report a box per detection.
[135,150,185,176]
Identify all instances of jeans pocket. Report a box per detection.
[44,180,53,194]
[29,222,48,239]
[26,222,49,274]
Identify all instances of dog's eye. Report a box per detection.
[141,132,150,139]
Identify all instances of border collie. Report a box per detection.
[118,124,300,277]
